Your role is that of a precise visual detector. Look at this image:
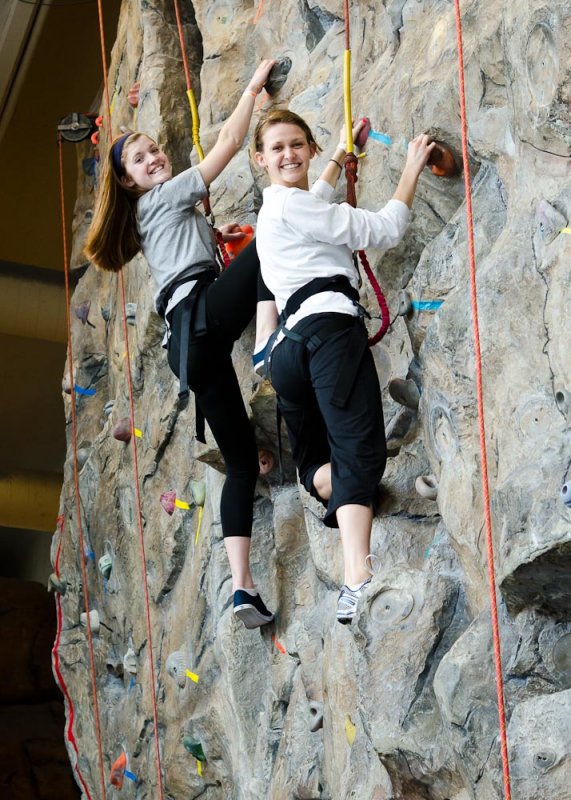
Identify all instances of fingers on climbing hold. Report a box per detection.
[309,700,324,732]
[427,141,461,177]
[388,378,420,410]
[355,117,371,149]
[264,56,292,95]
[128,81,140,108]
[415,474,439,501]
[225,225,254,259]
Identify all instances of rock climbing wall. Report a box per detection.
[54,1,571,798]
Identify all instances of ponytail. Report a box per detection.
[84,133,145,272]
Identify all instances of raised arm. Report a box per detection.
[319,119,367,189]
[392,134,436,208]
[197,59,276,188]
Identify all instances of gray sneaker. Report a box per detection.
[336,577,372,625]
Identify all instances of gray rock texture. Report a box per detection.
[54,0,570,797]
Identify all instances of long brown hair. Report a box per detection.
[252,109,323,156]
[84,132,146,272]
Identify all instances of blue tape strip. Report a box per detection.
[412,300,444,311]
[128,676,135,692]
[124,770,137,782]
[86,549,96,561]
[368,130,392,146]
[74,384,96,396]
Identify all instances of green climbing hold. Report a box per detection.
[182,737,206,762]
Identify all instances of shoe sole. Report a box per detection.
[233,604,274,629]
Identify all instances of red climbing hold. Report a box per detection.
[112,417,132,443]
[110,752,127,789]
[258,449,274,476]
[225,225,254,259]
[160,491,177,516]
[355,117,371,149]
[128,81,140,108]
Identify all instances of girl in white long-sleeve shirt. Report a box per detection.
[254,109,434,624]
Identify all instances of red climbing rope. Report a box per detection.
[95,3,165,797]
[342,0,391,344]
[453,2,512,797]
[57,135,107,800]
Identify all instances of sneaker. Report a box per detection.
[336,577,372,625]
[233,589,274,629]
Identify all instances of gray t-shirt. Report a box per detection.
[137,166,217,312]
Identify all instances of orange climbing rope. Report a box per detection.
[453,1,512,797]
[95,2,165,797]
[57,135,107,800]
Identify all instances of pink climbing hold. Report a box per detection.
[160,490,177,516]
[75,301,95,327]
[112,417,132,443]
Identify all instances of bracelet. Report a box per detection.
[243,89,258,98]
[330,158,343,169]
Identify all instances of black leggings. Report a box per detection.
[167,242,267,538]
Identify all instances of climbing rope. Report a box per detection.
[95,2,165,797]
[57,134,107,800]
[342,0,390,344]
[453,1,512,797]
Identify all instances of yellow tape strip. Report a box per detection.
[197,760,203,777]
[185,669,200,683]
[561,228,571,234]
[344,714,356,746]
[195,505,204,545]
[134,428,142,438]
[174,498,190,510]
[344,49,353,154]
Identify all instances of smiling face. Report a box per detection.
[121,135,172,192]
[255,123,316,190]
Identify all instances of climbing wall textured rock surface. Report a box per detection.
[55,0,571,798]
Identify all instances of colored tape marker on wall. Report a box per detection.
[368,130,392,146]
[74,384,96,396]
[185,669,200,683]
[411,299,444,311]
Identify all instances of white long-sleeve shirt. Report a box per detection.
[256,179,411,335]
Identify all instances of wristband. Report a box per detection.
[329,159,343,170]
[243,89,258,98]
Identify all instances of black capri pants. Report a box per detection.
[167,242,270,538]
[270,313,386,528]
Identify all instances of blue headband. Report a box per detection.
[111,133,131,177]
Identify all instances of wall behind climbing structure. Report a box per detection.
[54,1,571,798]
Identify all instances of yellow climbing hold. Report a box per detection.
[174,498,191,510]
[345,714,357,746]
[185,669,200,683]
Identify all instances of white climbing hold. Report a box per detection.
[415,474,438,501]
[166,650,187,688]
[123,647,137,675]
[80,609,100,635]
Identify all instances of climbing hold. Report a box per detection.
[62,375,72,394]
[388,378,420,410]
[110,752,127,788]
[57,112,97,143]
[356,117,371,149]
[76,447,90,469]
[82,157,97,177]
[272,634,286,655]
[160,490,177,515]
[123,647,137,676]
[385,406,416,452]
[397,290,412,316]
[103,400,115,417]
[80,609,100,635]
[48,573,67,595]
[125,303,137,325]
[101,306,111,322]
[190,480,206,507]
[344,715,357,746]
[112,417,132,443]
[264,56,292,95]
[309,700,324,732]
[166,651,187,688]
[535,200,567,245]
[225,224,254,259]
[555,389,571,419]
[98,553,112,580]
[258,449,274,476]
[74,301,95,327]
[128,81,140,108]
[427,141,460,177]
[561,482,571,507]
[182,737,206,762]
[415,474,438,501]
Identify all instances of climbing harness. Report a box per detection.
[453,1,512,795]
[342,0,391,345]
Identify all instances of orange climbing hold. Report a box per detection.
[225,225,254,259]
[427,141,460,177]
[110,752,127,789]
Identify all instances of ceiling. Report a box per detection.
[0,0,121,571]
